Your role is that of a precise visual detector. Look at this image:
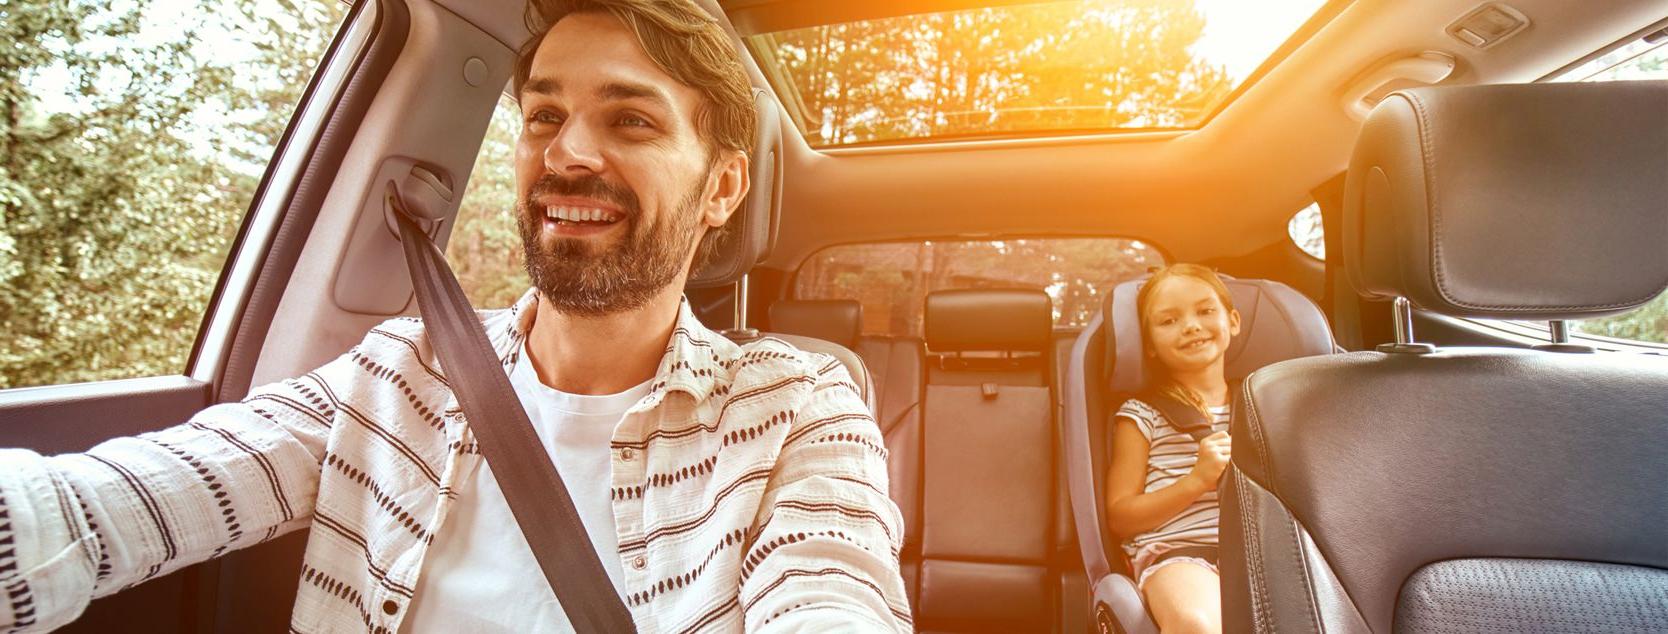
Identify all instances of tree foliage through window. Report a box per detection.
[750,0,1236,145]
[0,0,347,388]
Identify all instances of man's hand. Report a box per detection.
[1185,431,1232,492]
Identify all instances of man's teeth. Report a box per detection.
[545,206,619,223]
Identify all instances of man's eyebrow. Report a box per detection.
[598,81,674,111]
[523,77,560,96]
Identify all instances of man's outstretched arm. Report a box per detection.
[0,367,342,632]
[738,356,913,633]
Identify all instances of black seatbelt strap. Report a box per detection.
[1138,382,1237,442]
[387,181,636,632]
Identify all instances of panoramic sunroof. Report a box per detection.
[742,0,1335,147]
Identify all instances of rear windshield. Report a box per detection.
[794,238,1164,337]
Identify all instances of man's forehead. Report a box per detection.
[524,12,697,109]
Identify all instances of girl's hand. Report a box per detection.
[1186,431,1232,492]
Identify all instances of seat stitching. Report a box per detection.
[1243,379,1276,496]
[1236,470,1272,633]
[1288,514,1323,634]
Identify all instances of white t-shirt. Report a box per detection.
[402,344,651,633]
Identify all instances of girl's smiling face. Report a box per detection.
[1142,275,1241,373]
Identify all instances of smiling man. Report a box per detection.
[0,1,910,632]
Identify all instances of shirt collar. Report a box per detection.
[496,288,733,408]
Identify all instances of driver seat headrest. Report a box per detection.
[686,88,784,288]
[1105,275,1334,393]
[1344,81,1668,320]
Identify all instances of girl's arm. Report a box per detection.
[1103,416,1213,541]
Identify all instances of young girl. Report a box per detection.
[1105,264,1240,633]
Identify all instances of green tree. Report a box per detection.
[0,0,345,389]
[758,0,1228,145]
[450,95,532,310]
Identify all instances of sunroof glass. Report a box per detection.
[743,0,1334,147]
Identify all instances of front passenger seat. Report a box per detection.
[1220,81,1668,632]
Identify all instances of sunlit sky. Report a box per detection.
[1192,0,1330,81]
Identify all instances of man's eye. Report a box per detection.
[527,110,563,127]
[617,113,652,128]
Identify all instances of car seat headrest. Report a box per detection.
[769,300,862,349]
[1106,276,1334,393]
[925,288,1052,352]
[1344,81,1668,320]
[686,89,784,288]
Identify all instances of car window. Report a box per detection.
[0,0,349,389]
[1288,201,1325,259]
[450,93,532,310]
[795,238,1164,337]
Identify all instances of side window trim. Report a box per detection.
[187,0,381,388]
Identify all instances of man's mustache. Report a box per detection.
[525,174,640,216]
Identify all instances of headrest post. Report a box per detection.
[720,275,759,341]
[1377,297,1435,355]
[1549,320,1570,344]
[1531,319,1595,353]
[1392,297,1415,345]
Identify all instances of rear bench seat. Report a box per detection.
[769,299,926,606]
[916,289,1059,632]
[772,291,1064,631]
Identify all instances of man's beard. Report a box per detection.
[516,172,705,316]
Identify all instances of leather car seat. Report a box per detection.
[1220,80,1668,633]
[1063,276,1333,633]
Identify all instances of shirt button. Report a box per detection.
[382,600,399,615]
[631,555,647,570]
[620,448,635,462]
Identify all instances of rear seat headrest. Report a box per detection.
[925,289,1052,352]
[768,300,862,349]
[1345,81,1668,320]
[1106,276,1334,393]
[687,89,784,288]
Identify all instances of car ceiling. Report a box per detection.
[436,0,1668,266]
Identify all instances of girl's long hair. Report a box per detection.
[1135,264,1236,420]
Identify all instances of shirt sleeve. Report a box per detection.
[0,351,355,632]
[1115,398,1161,443]
[738,355,913,633]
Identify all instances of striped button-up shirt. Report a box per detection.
[0,290,911,632]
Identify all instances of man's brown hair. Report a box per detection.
[515,0,756,157]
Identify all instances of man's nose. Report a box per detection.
[544,121,605,175]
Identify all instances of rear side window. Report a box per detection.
[0,1,350,389]
[1288,202,1325,259]
[795,238,1165,337]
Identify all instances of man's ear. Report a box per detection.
[701,149,749,228]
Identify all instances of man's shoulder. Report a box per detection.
[728,335,847,383]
